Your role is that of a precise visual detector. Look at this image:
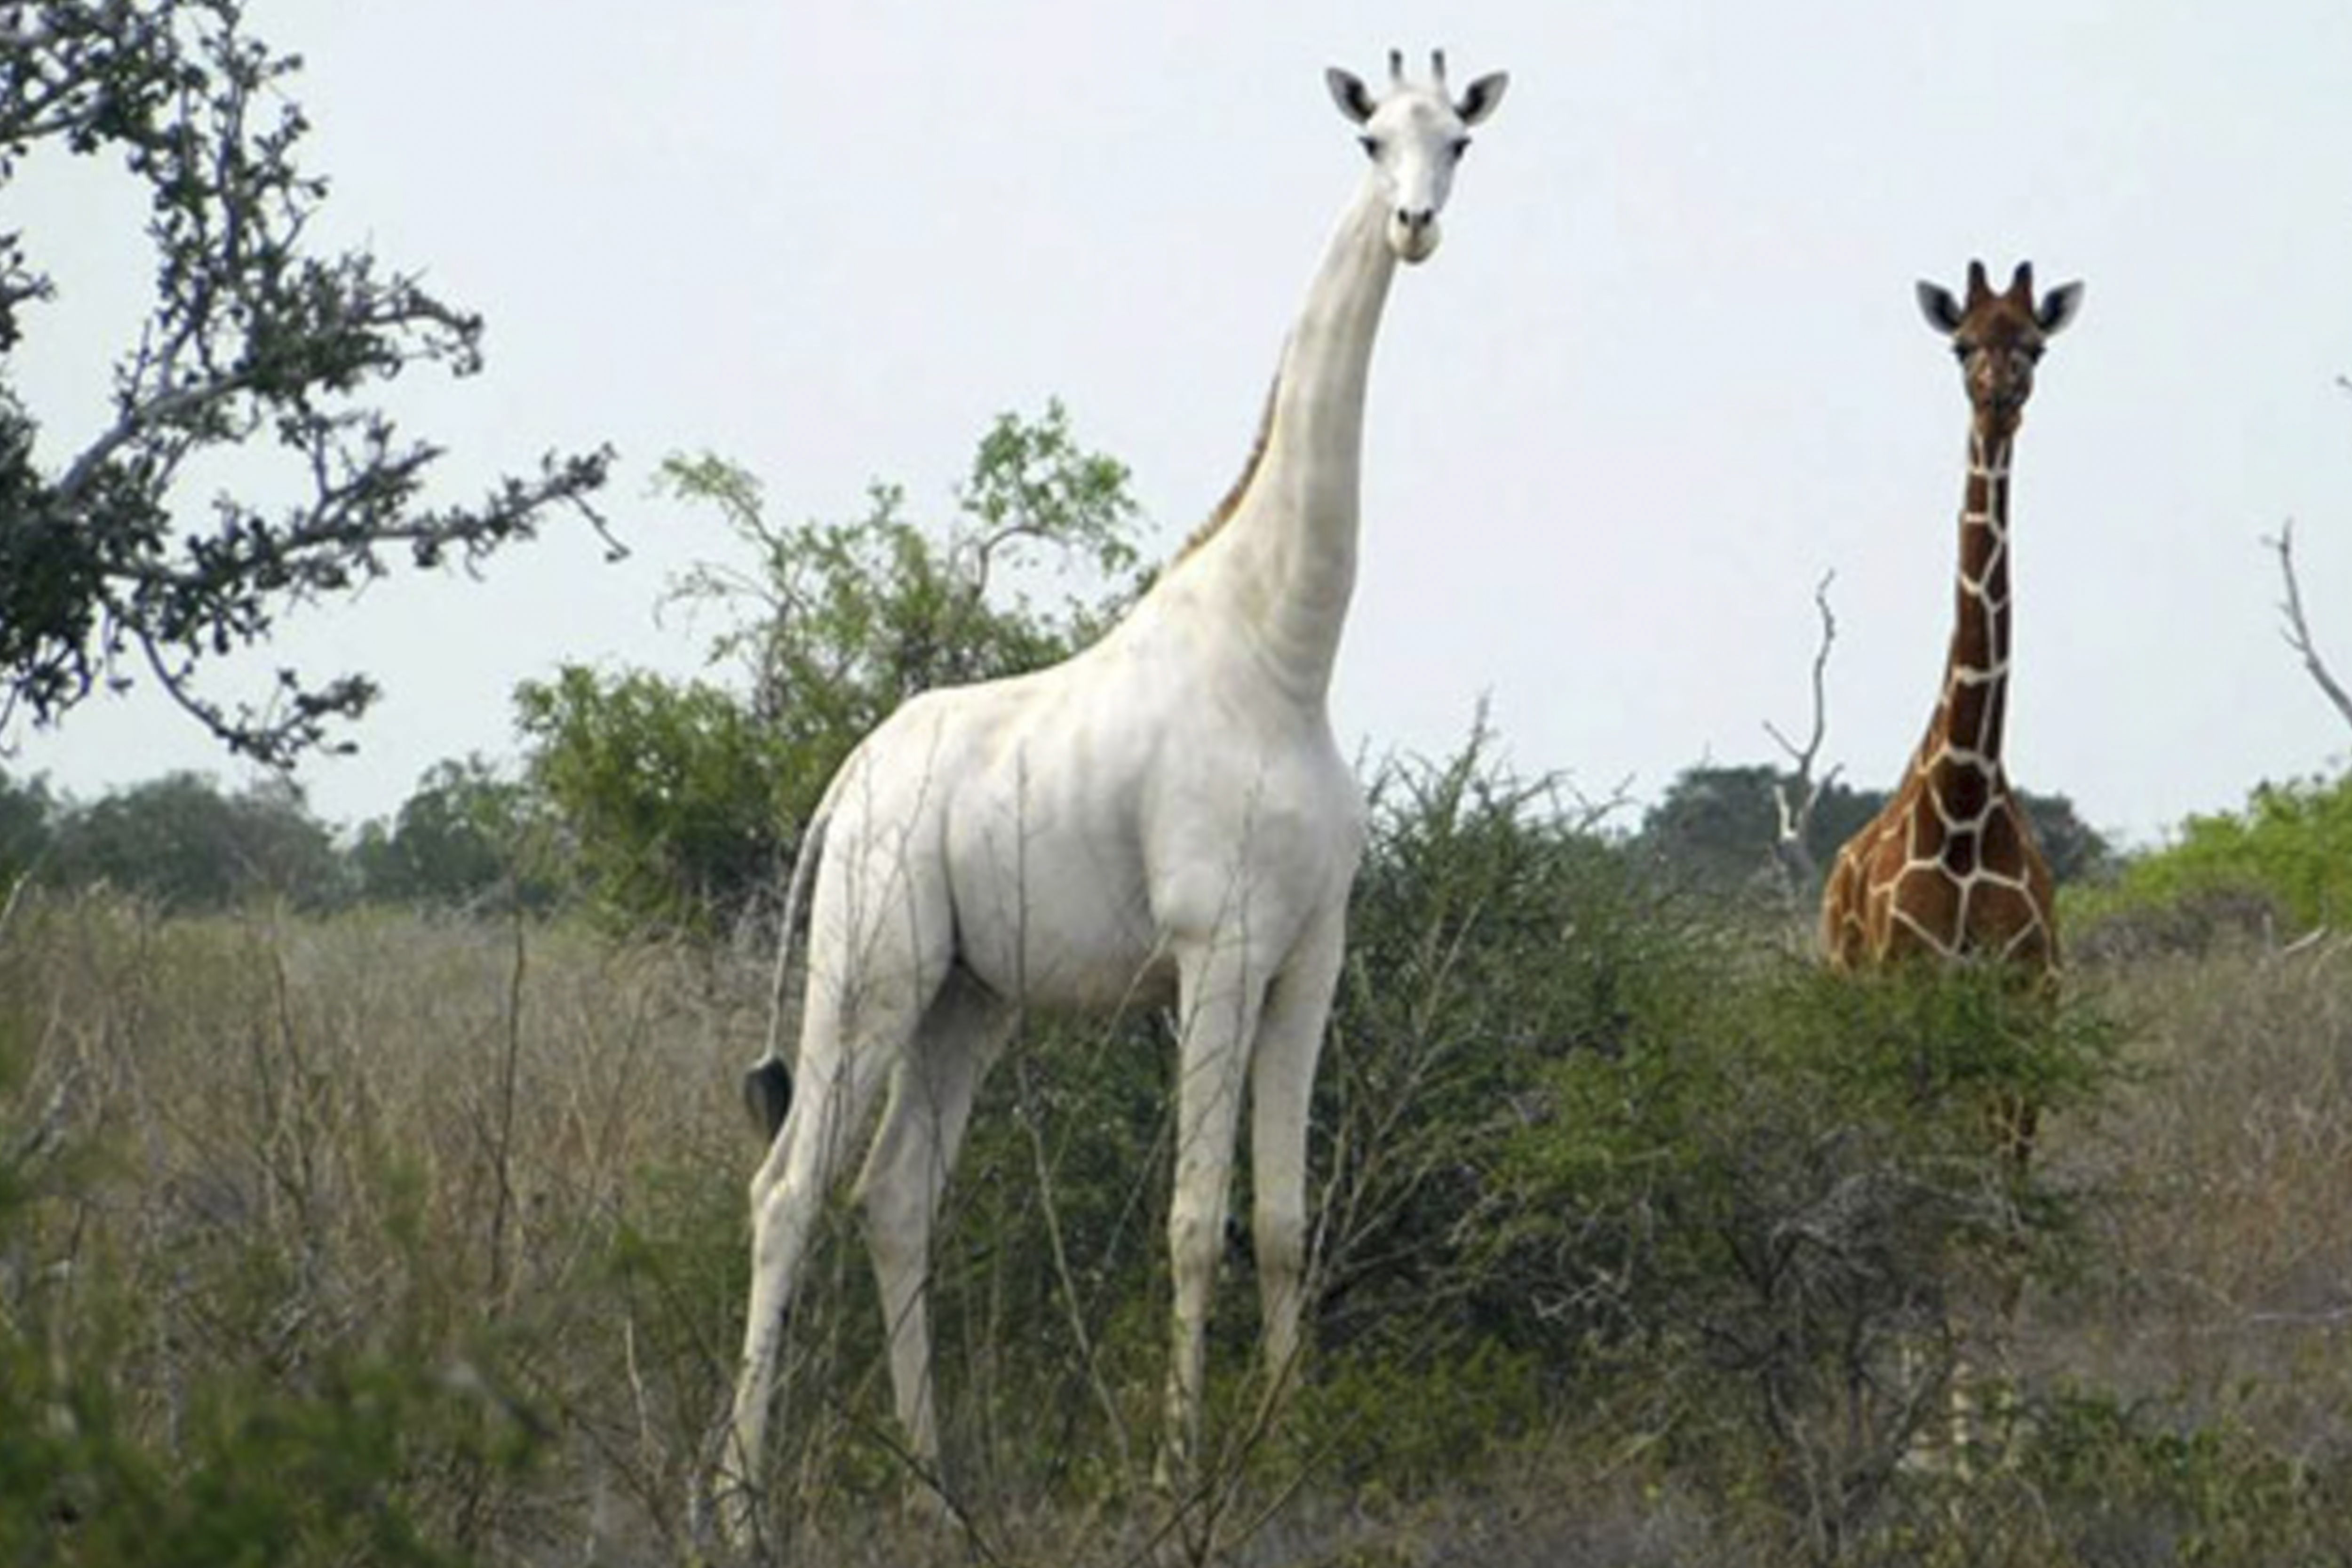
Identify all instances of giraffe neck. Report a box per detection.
[1188,179,1398,703]
[1914,425,2018,805]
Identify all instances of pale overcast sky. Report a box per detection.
[10,0,2352,846]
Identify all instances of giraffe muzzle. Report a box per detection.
[1389,208,1442,263]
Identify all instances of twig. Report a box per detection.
[0,868,30,944]
[485,903,527,1309]
[2265,519,2352,733]
[1764,570,1844,903]
[1011,1037,1137,1478]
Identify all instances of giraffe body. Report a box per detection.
[715,52,1507,1536]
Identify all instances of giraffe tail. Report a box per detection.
[744,803,833,1144]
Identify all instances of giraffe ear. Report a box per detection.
[1916,281,1964,336]
[2036,280,2085,336]
[1326,68,1376,125]
[1456,71,1509,125]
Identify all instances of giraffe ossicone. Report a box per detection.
[713,48,1507,1542]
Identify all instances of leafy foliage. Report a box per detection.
[662,398,1141,778]
[0,765,49,889]
[518,402,1145,931]
[513,667,781,931]
[2014,1387,2351,1568]
[1311,725,1701,1362]
[1637,763,1884,903]
[40,770,342,909]
[0,0,612,764]
[348,756,552,910]
[1,1344,536,1568]
[1503,961,2118,1554]
[2079,769,2352,940]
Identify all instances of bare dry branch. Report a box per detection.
[2265,519,2352,735]
[1764,570,1843,901]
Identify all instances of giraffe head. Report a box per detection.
[1917,261,2083,436]
[1326,49,1508,265]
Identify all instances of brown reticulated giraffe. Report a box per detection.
[1821,258,2085,1472]
[1821,260,2083,985]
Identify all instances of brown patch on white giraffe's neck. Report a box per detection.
[1171,374,1279,564]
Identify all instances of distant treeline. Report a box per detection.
[0,750,2113,927]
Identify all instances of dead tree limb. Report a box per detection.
[1764,570,1844,904]
[2265,519,2352,735]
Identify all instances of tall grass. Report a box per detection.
[0,894,755,1564]
[2038,939,2352,1480]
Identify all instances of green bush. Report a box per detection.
[0,1343,539,1568]
[1312,725,1720,1370]
[349,757,557,913]
[0,766,49,891]
[39,773,346,912]
[2075,770,2352,945]
[1497,961,2118,1556]
[1283,1337,1545,1496]
[515,665,784,932]
[2018,1385,2350,1567]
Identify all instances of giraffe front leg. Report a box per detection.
[1247,904,1345,1406]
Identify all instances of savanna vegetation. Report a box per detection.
[7,391,2351,1564]
[7,748,2352,1567]
[7,8,2352,1565]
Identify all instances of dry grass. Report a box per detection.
[2,894,762,1563]
[2036,936,2352,1457]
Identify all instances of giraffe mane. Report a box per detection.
[1171,374,1278,564]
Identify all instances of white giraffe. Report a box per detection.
[716,49,1509,1529]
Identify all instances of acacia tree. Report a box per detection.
[0,0,612,765]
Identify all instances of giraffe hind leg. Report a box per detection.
[855,970,1015,1490]
[720,843,956,1543]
